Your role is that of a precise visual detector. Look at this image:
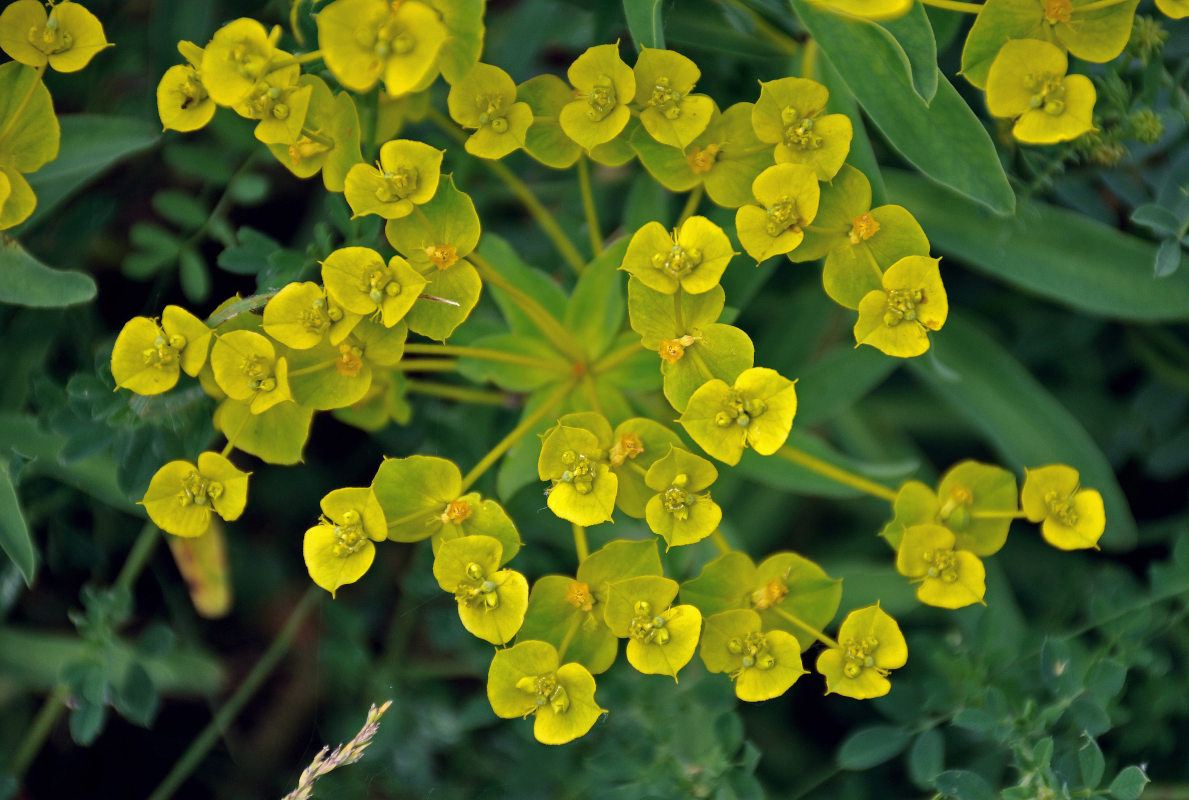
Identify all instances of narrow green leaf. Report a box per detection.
[0,236,96,308]
[790,0,1014,215]
[908,316,1137,549]
[0,464,35,586]
[24,115,159,228]
[623,0,664,50]
[836,725,911,770]
[795,345,899,427]
[886,170,1189,321]
[475,235,568,336]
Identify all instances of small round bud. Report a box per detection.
[633,600,651,617]
[465,562,484,581]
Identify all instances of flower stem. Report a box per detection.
[469,252,587,363]
[1068,0,1129,10]
[404,379,510,405]
[802,39,818,81]
[970,509,1027,519]
[919,0,983,12]
[710,530,731,554]
[404,342,569,372]
[393,358,458,373]
[556,613,583,662]
[775,445,898,502]
[577,156,603,257]
[677,185,704,226]
[146,587,321,800]
[770,606,839,649]
[592,340,645,374]
[427,108,587,274]
[572,524,589,564]
[458,379,576,493]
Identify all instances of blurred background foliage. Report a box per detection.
[1,0,1188,798]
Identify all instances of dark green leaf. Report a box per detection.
[886,170,1189,321]
[0,236,96,308]
[178,247,211,303]
[113,662,159,727]
[217,227,280,275]
[24,115,158,228]
[795,345,899,427]
[623,0,664,50]
[836,725,911,770]
[879,4,938,103]
[1130,203,1182,237]
[0,462,35,586]
[151,189,208,231]
[908,316,1137,549]
[935,769,996,800]
[907,729,945,788]
[69,699,107,746]
[790,0,1014,215]
[1085,659,1126,705]
[1080,736,1106,789]
[1155,238,1182,278]
[735,430,916,498]
[1109,766,1149,800]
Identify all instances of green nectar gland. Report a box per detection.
[713,390,767,430]
[726,631,777,677]
[329,508,369,557]
[557,449,599,495]
[781,106,822,151]
[1025,72,1068,116]
[515,672,571,715]
[455,561,501,610]
[651,241,703,279]
[627,600,671,646]
[178,469,223,509]
[586,75,618,122]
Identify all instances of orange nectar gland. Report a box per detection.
[748,578,788,611]
[143,332,187,369]
[336,343,364,376]
[849,213,880,245]
[515,672,571,714]
[178,470,224,509]
[658,335,698,364]
[288,135,330,168]
[456,562,501,609]
[628,600,671,646]
[726,632,778,676]
[439,498,472,524]
[565,581,594,612]
[841,633,882,679]
[331,509,368,557]
[686,144,720,174]
[609,433,645,466]
[781,106,822,151]
[426,244,458,269]
[1043,0,1073,24]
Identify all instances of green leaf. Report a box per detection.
[879,4,938,104]
[565,238,628,361]
[475,234,568,336]
[908,729,945,789]
[908,316,1137,550]
[836,725,911,770]
[1155,239,1181,278]
[935,770,996,800]
[1080,736,1106,790]
[24,115,159,228]
[886,170,1189,321]
[624,0,664,50]
[69,698,107,746]
[1109,767,1149,800]
[151,190,208,231]
[1085,659,1126,705]
[795,345,899,427]
[456,333,568,392]
[113,661,159,727]
[0,463,35,586]
[789,0,1014,216]
[0,236,96,308]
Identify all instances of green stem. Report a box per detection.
[393,358,458,373]
[592,340,644,374]
[577,156,603,257]
[285,359,338,378]
[469,252,587,363]
[770,606,839,649]
[1069,0,1128,9]
[572,524,589,564]
[677,185,704,226]
[0,64,46,144]
[427,108,587,274]
[116,522,162,592]
[775,445,898,502]
[580,375,605,416]
[919,0,983,11]
[203,291,279,327]
[8,685,69,779]
[458,379,576,493]
[802,39,818,82]
[146,587,321,800]
[403,342,569,372]
[556,613,583,662]
[970,509,1027,519]
[404,379,509,405]
[710,530,730,554]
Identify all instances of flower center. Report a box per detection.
[29,15,74,55]
[515,672,570,713]
[178,68,208,108]
[1044,490,1079,526]
[241,354,277,392]
[177,470,223,508]
[455,562,500,609]
[651,242,702,278]
[726,631,776,675]
[648,76,684,119]
[565,580,594,612]
[658,334,697,364]
[780,106,822,150]
[557,450,598,495]
[360,265,402,304]
[747,578,788,611]
[628,600,671,645]
[337,343,364,376]
[142,334,186,370]
[849,213,881,244]
[1043,0,1073,24]
[765,197,800,237]
[883,288,924,327]
[301,297,331,334]
[376,166,418,202]
[477,94,509,132]
[585,75,618,121]
[920,547,959,583]
[331,509,368,556]
[425,244,458,270]
[840,635,882,679]
[939,485,974,530]
[1025,73,1068,116]
[714,390,767,428]
[440,499,472,524]
[685,144,720,174]
[662,474,694,521]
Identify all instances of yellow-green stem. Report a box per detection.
[577,156,604,256]
[427,108,587,274]
[459,380,575,493]
[219,408,253,458]
[1067,0,1128,9]
[677,185,704,226]
[592,340,645,374]
[556,613,583,662]
[802,39,818,81]
[580,375,605,416]
[404,342,569,372]
[770,606,839,649]
[710,530,730,554]
[0,64,46,143]
[393,358,458,373]
[919,0,983,12]
[404,379,509,405]
[469,252,587,363]
[775,445,898,502]
[146,587,321,800]
[971,509,1028,519]
[572,523,590,564]
[285,358,337,378]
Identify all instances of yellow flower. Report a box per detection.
[142,452,250,538]
[487,640,605,745]
[262,281,362,350]
[157,42,217,133]
[853,255,948,358]
[201,18,283,107]
[316,0,447,96]
[815,605,907,699]
[735,163,820,263]
[303,487,387,596]
[895,524,987,609]
[447,62,533,159]
[679,367,798,465]
[632,47,714,150]
[1020,464,1105,549]
[812,0,913,19]
[344,138,443,219]
[620,215,735,295]
[234,62,312,145]
[110,306,211,395]
[751,77,852,180]
[700,610,806,702]
[209,330,292,414]
[321,246,428,327]
[559,43,635,152]
[0,0,111,72]
[986,39,1095,145]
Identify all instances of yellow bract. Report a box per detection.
[752,77,852,180]
[317,0,447,95]
[142,452,250,538]
[735,163,820,263]
[632,47,714,150]
[111,306,211,395]
[1021,465,1106,549]
[303,486,387,596]
[210,330,292,414]
[447,62,533,159]
[559,43,635,151]
[811,0,913,20]
[895,524,987,609]
[620,216,735,295]
[985,39,1095,145]
[853,255,948,358]
[0,0,111,72]
[157,42,216,133]
[201,18,283,107]
[815,605,906,699]
[322,246,428,327]
[344,139,443,219]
